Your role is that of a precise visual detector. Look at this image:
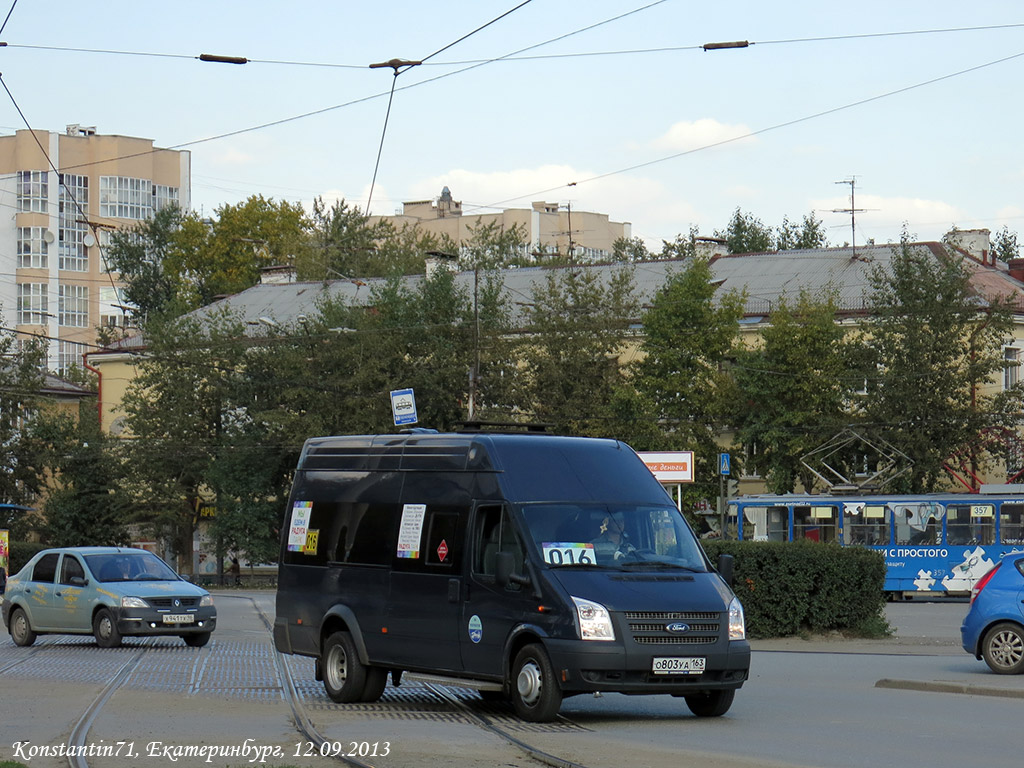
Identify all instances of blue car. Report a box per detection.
[2,546,216,648]
[961,551,1024,674]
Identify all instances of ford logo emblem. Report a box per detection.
[665,622,690,633]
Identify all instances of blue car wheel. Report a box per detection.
[982,622,1024,674]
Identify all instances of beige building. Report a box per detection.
[369,186,631,261]
[0,125,190,373]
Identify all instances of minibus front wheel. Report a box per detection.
[511,643,562,722]
[322,631,367,703]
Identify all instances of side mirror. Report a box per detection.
[70,576,88,587]
[716,553,735,588]
[495,551,530,589]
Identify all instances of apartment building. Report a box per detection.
[0,125,190,372]
[369,186,631,262]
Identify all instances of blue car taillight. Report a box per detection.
[970,563,1001,604]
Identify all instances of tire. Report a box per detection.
[359,666,388,702]
[93,608,122,648]
[510,643,562,722]
[684,689,735,717]
[182,632,211,648]
[982,622,1024,674]
[9,607,36,647]
[322,631,367,703]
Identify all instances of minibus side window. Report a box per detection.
[424,511,460,567]
[473,506,525,584]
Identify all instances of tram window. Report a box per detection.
[1001,504,1024,545]
[894,503,942,546]
[793,505,837,543]
[946,505,994,546]
[843,504,889,546]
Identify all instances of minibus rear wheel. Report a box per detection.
[511,643,562,722]
[322,631,367,703]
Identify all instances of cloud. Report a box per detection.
[649,118,758,153]
[210,145,256,167]
[812,194,963,243]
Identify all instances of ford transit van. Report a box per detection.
[273,432,750,721]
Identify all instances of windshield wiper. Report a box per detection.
[618,561,704,571]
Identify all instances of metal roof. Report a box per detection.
[95,241,1024,350]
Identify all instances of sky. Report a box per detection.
[2,0,1022,252]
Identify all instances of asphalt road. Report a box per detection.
[1,593,1020,768]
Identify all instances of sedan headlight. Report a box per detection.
[200,595,214,607]
[572,596,615,641]
[728,596,746,641]
[120,596,148,608]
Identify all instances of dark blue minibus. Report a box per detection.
[273,432,749,721]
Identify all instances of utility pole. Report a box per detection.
[833,178,867,260]
[467,267,481,421]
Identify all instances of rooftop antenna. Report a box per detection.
[833,177,868,260]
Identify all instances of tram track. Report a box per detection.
[243,593,594,768]
[6,594,595,768]
[66,639,154,768]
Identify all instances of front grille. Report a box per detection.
[624,611,718,621]
[622,611,722,646]
[148,597,199,608]
[630,622,718,633]
[634,635,714,645]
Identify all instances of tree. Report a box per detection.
[0,327,50,537]
[118,311,256,570]
[107,196,310,320]
[519,266,641,436]
[40,403,128,547]
[105,205,189,321]
[776,213,828,251]
[631,257,745,504]
[861,231,1024,491]
[716,208,775,254]
[612,236,651,263]
[992,226,1020,263]
[730,289,856,493]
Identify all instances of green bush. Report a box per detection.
[8,541,48,576]
[703,540,889,638]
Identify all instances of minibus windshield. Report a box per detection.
[520,503,707,569]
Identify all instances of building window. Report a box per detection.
[59,174,90,271]
[1005,347,1020,390]
[153,184,179,212]
[17,170,48,213]
[99,285,132,328]
[58,341,87,376]
[17,283,48,324]
[58,284,89,327]
[99,176,152,220]
[17,227,49,268]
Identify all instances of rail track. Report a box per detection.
[2,593,593,768]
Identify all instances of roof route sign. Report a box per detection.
[391,388,418,426]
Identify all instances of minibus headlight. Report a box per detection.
[728,596,746,641]
[572,596,615,641]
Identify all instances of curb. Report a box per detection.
[875,677,1024,699]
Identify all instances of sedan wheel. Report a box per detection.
[9,607,37,647]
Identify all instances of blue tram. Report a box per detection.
[728,491,1024,595]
